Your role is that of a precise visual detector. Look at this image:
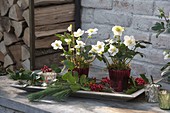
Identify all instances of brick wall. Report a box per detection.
[81,0,170,78]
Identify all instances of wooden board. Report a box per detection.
[34,4,75,26]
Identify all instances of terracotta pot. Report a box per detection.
[108,69,130,92]
[72,67,89,77]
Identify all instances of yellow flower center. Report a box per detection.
[98,45,102,49]
[115,27,122,32]
[56,43,59,46]
[127,40,133,44]
[89,29,94,33]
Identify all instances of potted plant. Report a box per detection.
[51,25,98,77]
[90,26,150,92]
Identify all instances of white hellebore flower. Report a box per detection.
[108,45,119,56]
[105,39,115,44]
[67,24,72,32]
[90,45,98,53]
[75,40,86,49]
[163,50,169,56]
[85,28,98,36]
[74,29,84,37]
[96,41,105,54]
[124,35,136,49]
[51,40,63,50]
[64,39,71,44]
[112,26,124,36]
[164,54,170,60]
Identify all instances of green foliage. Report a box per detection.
[28,70,86,101]
[7,68,32,81]
[125,76,144,94]
[51,64,61,73]
[63,60,75,70]
[152,9,170,38]
[7,68,44,86]
[152,9,170,78]
[140,74,149,84]
[94,37,151,70]
[54,29,96,69]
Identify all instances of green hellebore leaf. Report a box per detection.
[72,71,79,83]
[67,72,76,84]
[70,84,81,92]
[51,64,61,73]
[140,74,149,84]
[63,60,75,70]
[62,71,71,80]
[80,74,87,85]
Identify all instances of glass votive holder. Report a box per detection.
[145,84,161,103]
[158,89,170,110]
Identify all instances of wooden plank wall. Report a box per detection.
[0,0,76,70]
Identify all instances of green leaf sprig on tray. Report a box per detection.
[28,60,113,101]
[7,68,43,86]
[126,74,149,94]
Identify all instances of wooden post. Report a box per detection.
[29,0,35,70]
[75,0,81,30]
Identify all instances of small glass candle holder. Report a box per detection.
[41,72,57,84]
[158,89,170,110]
[145,84,161,103]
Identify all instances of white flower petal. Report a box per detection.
[112,26,124,36]
[67,24,72,32]
[74,29,84,37]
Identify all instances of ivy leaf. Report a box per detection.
[63,60,75,70]
[51,64,61,73]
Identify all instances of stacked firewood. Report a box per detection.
[0,0,75,70]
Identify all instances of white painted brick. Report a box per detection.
[81,0,113,9]
[112,0,134,14]
[154,1,170,16]
[131,61,147,76]
[134,0,154,15]
[131,60,162,79]
[81,8,94,23]
[82,23,113,41]
[134,47,166,65]
[132,15,158,32]
[94,9,133,27]
[124,28,150,41]
[151,33,170,49]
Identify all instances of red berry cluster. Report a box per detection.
[89,83,104,92]
[101,77,111,85]
[135,77,145,86]
[41,65,52,73]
